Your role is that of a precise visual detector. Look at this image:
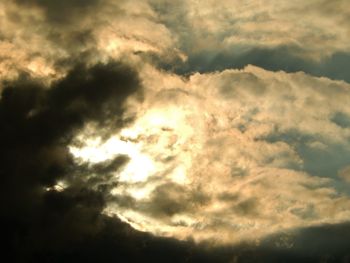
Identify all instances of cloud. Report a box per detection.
[173,48,350,83]
[1,0,350,262]
[166,0,350,59]
[0,0,179,84]
[13,0,101,25]
[74,64,350,245]
[150,0,350,82]
[0,60,145,261]
[339,166,350,183]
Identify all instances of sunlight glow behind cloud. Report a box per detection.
[2,0,350,257]
[69,64,350,244]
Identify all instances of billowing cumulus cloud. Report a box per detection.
[1,0,350,262]
[71,65,350,245]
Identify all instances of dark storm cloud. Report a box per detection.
[258,223,350,263]
[0,61,143,261]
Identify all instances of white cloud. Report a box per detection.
[71,65,350,244]
[152,0,350,60]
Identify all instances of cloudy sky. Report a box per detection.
[1,0,350,262]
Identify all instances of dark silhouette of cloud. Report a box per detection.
[0,61,143,262]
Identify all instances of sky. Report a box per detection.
[1,0,350,262]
